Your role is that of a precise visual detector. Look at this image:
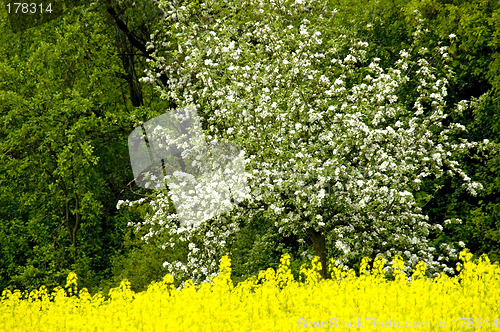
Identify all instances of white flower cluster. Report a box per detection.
[133,0,483,278]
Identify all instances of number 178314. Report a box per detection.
[6,3,53,14]
[452,318,498,329]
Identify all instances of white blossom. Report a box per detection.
[130,0,483,280]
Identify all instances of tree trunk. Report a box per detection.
[117,33,144,107]
[307,228,327,280]
[106,4,176,108]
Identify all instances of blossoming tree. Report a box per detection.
[129,0,484,280]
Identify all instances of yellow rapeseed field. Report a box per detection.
[0,249,498,331]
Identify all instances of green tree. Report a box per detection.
[0,5,137,291]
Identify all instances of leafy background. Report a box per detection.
[0,0,498,293]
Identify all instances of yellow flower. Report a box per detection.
[0,250,498,331]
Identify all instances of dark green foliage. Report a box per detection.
[230,214,305,283]
[0,6,138,292]
[405,0,500,263]
[109,225,186,292]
